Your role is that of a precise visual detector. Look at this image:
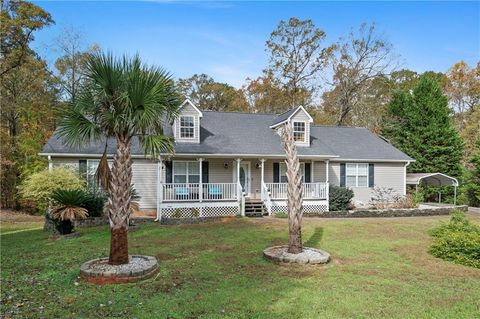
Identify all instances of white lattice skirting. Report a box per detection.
[270,201,329,215]
[160,202,240,218]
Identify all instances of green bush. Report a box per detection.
[19,168,85,214]
[329,186,354,211]
[274,212,288,218]
[429,211,480,268]
[82,188,107,217]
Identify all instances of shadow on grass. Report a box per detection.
[304,227,323,247]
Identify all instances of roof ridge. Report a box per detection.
[311,124,368,129]
[202,110,276,116]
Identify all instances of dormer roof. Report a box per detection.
[179,99,203,117]
[270,105,313,128]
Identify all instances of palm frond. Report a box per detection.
[95,143,112,191]
[139,134,175,158]
[49,189,89,221]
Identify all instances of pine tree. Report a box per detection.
[383,74,464,177]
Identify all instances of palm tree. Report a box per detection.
[279,123,303,253]
[57,52,179,265]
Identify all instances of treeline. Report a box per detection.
[176,18,479,205]
[1,1,478,209]
[1,0,98,208]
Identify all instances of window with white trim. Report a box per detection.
[346,163,368,187]
[293,121,306,142]
[279,162,305,183]
[86,159,112,187]
[173,161,200,183]
[179,116,195,138]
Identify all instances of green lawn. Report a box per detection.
[1,213,480,318]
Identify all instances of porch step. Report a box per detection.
[245,200,267,217]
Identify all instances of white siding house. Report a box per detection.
[40,102,414,219]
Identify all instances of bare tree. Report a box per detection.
[279,123,303,254]
[325,23,398,126]
[54,27,100,102]
[266,17,334,107]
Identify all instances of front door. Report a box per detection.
[239,162,251,197]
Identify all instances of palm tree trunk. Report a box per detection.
[280,123,303,254]
[107,135,132,265]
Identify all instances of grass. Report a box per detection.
[1,212,480,318]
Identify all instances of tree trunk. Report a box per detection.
[107,135,132,265]
[109,226,129,265]
[280,123,303,254]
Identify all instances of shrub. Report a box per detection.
[19,168,85,214]
[429,211,480,269]
[329,186,354,211]
[274,212,288,218]
[370,186,416,209]
[49,189,89,235]
[82,188,107,217]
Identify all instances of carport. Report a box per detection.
[406,173,459,205]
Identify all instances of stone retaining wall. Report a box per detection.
[73,217,156,228]
[304,205,468,218]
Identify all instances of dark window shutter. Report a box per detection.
[165,161,172,183]
[273,162,280,183]
[202,161,209,183]
[340,163,346,187]
[79,160,87,180]
[368,163,374,187]
[304,163,311,183]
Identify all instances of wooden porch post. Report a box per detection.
[48,155,52,172]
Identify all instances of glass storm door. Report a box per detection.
[239,162,251,196]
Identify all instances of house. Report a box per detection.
[39,100,413,219]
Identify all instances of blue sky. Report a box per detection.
[33,1,479,87]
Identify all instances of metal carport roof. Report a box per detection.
[406,173,459,187]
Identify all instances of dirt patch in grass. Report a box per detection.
[0,209,43,223]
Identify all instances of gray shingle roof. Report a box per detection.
[41,110,413,161]
[270,108,298,127]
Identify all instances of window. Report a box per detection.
[346,163,369,187]
[86,159,112,187]
[279,162,305,183]
[179,116,195,138]
[173,161,200,183]
[292,121,306,142]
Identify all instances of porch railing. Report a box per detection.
[264,182,328,200]
[162,183,238,202]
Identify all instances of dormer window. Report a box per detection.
[180,116,195,139]
[293,121,306,142]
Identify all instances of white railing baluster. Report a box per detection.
[162,183,238,202]
[264,182,328,200]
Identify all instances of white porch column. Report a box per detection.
[260,159,265,200]
[236,158,244,216]
[198,158,203,203]
[325,159,330,183]
[311,160,315,182]
[156,157,163,221]
[48,155,53,172]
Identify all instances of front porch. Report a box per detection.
[156,158,330,219]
